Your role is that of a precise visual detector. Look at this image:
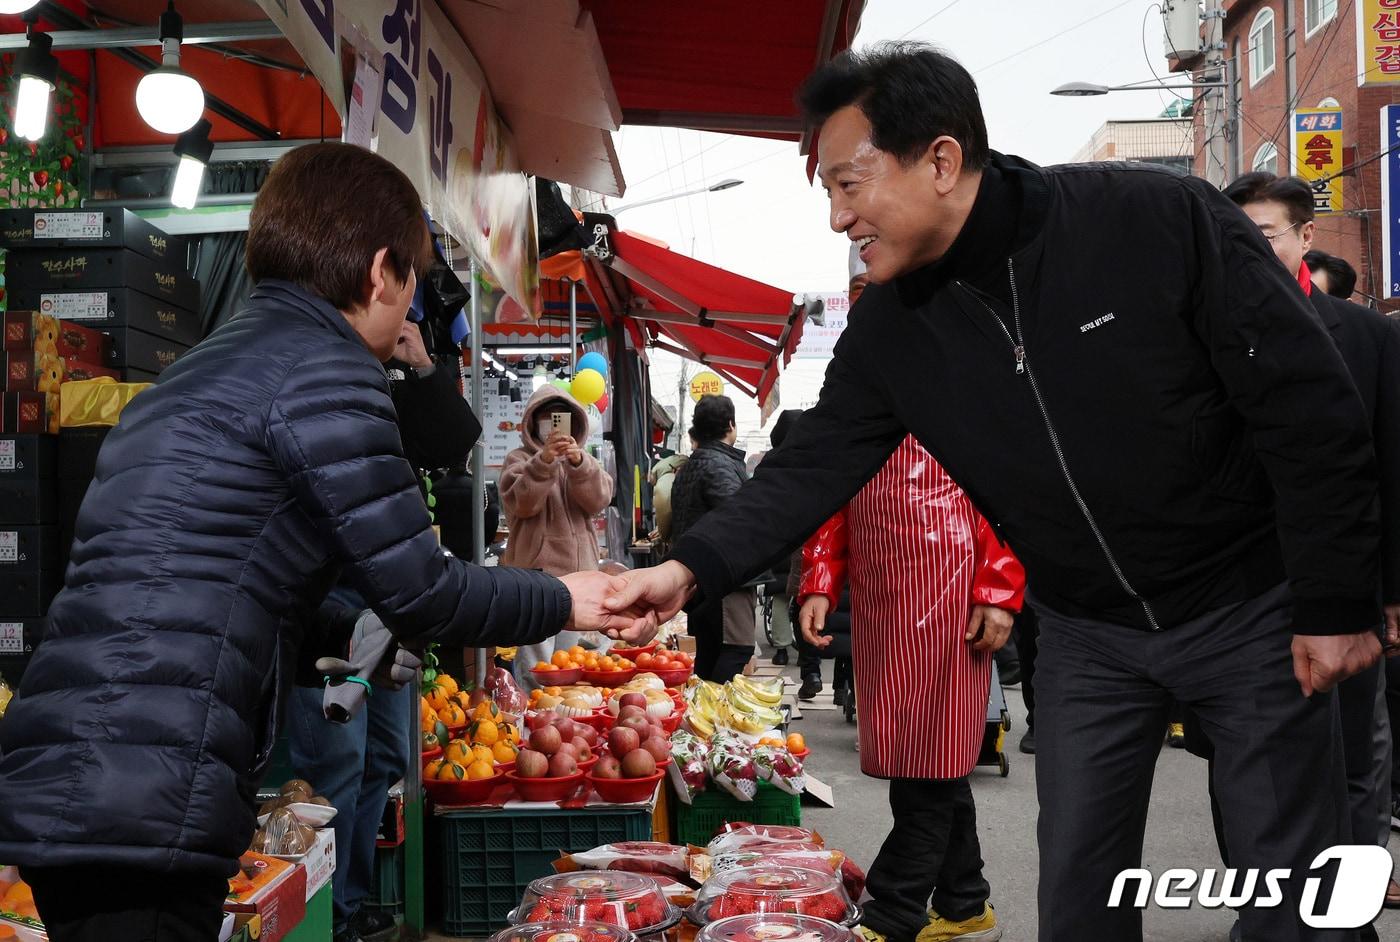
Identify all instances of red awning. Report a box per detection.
[600,231,816,402]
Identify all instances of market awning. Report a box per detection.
[599,231,820,403]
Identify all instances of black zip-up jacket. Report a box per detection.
[669,440,747,543]
[670,154,1381,635]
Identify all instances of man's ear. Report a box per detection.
[927,135,966,197]
[366,247,391,306]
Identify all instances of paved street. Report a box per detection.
[790,657,1400,942]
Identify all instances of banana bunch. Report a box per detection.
[725,679,785,732]
[731,675,783,706]
[683,680,727,739]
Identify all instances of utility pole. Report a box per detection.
[1202,0,1229,187]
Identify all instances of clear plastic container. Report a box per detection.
[706,826,820,856]
[488,922,638,942]
[688,866,857,925]
[695,914,857,942]
[516,872,681,933]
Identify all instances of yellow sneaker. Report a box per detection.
[1166,722,1186,748]
[854,927,887,942]
[916,904,1002,942]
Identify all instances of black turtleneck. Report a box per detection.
[895,158,1024,307]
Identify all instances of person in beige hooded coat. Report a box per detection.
[501,385,615,688]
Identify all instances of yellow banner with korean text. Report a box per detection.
[1358,0,1400,85]
[1291,108,1344,216]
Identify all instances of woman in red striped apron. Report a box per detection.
[799,434,1024,942]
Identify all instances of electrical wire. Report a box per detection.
[898,0,968,38]
[973,0,1139,75]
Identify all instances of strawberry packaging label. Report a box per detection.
[0,209,189,267]
[10,287,202,348]
[5,249,200,312]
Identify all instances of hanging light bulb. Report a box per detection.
[13,28,57,142]
[0,2,40,14]
[136,3,204,135]
[170,119,212,209]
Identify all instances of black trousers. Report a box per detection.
[1387,652,1400,800]
[1034,584,1354,942]
[861,776,991,942]
[23,866,229,942]
[1014,607,1040,730]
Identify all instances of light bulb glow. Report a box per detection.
[0,1,40,12]
[171,155,205,209]
[136,68,205,135]
[15,75,52,141]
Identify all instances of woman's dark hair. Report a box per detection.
[690,395,736,444]
[798,41,989,170]
[247,142,433,310]
[1222,171,1315,226]
[769,409,804,449]
[1303,249,1358,299]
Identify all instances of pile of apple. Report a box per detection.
[516,712,599,779]
[596,693,672,780]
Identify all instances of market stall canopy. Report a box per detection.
[601,230,820,403]
[580,0,864,150]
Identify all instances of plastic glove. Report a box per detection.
[317,611,423,723]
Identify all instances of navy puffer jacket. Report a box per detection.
[0,281,569,876]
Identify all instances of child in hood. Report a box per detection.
[501,385,615,688]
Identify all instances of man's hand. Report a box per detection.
[1384,604,1400,655]
[561,570,659,644]
[1291,631,1382,696]
[799,595,832,649]
[395,321,432,369]
[602,560,695,626]
[539,431,573,465]
[966,605,1015,652]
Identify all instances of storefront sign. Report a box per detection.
[689,371,725,402]
[1380,104,1400,298]
[1359,0,1400,85]
[1290,108,1344,215]
[254,0,540,317]
[792,292,851,359]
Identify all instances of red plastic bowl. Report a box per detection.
[570,708,615,733]
[790,747,810,762]
[420,746,444,764]
[609,642,658,660]
[443,722,468,741]
[507,770,586,802]
[660,712,684,734]
[423,772,504,805]
[586,769,666,804]
[581,667,637,687]
[651,666,693,687]
[577,755,599,774]
[531,667,583,686]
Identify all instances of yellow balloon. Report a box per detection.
[571,368,606,406]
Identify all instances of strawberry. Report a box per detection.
[59,155,72,171]
[32,170,48,187]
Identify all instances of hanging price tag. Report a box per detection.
[0,622,22,655]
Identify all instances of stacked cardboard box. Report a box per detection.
[0,433,59,684]
[1,209,200,381]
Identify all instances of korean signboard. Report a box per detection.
[1380,105,1400,298]
[689,371,725,402]
[1291,108,1344,215]
[792,292,851,359]
[255,0,540,316]
[1360,0,1400,85]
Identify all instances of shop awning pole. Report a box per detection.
[569,279,579,372]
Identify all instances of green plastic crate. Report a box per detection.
[365,843,404,917]
[674,781,802,847]
[434,807,653,937]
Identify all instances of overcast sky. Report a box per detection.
[612,0,1191,453]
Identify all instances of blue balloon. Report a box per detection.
[577,351,609,378]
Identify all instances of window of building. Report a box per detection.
[1305,0,1338,38]
[1249,8,1276,87]
[1253,141,1279,174]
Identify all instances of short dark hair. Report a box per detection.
[690,395,736,444]
[1304,249,1358,299]
[1222,171,1315,226]
[247,143,432,310]
[798,42,989,170]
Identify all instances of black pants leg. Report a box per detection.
[1387,653,1400,803]
[23,866,228,942]
[1015,607,1039,730]
[708,643,755,683]
[693,603,722,681]
[795,601,823,683]
[1337,660,1386,846]
[1035,584,1354,942]
[861,777,991,942]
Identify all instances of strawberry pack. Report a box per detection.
[686,865,858,926]
[694,913,858,942]
[515,871,681,935]
[487,921,635,942]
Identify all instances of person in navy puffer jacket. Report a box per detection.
[0,143,655,942]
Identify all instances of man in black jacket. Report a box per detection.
[607,44,1382,942]
[1223,172,1400,930]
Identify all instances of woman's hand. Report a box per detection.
[799,595,832,649]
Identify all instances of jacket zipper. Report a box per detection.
[957,260,1162,631]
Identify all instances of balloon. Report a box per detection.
[571,368,606,406]
[595,392,610,413]
[551,378,572,393]
[577,351,609,378]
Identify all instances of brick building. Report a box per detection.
[1185,1,1400,302]
[1072,114,1195,171]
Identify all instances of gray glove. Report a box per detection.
[317,611,423,723]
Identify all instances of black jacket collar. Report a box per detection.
[697,439,746,464]
[248,280,368,349]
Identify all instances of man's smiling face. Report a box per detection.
[819,104,963,284]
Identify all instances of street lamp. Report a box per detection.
[1051,79,1225,96]
[610,178,744,214]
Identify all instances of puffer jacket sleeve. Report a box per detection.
[799,508,849,607]
[566,454,614,516]
[499,448,557,521]
[971,516,1025,612]
[266,347,571,646]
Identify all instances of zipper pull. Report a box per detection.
[1013,345,1026,374]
